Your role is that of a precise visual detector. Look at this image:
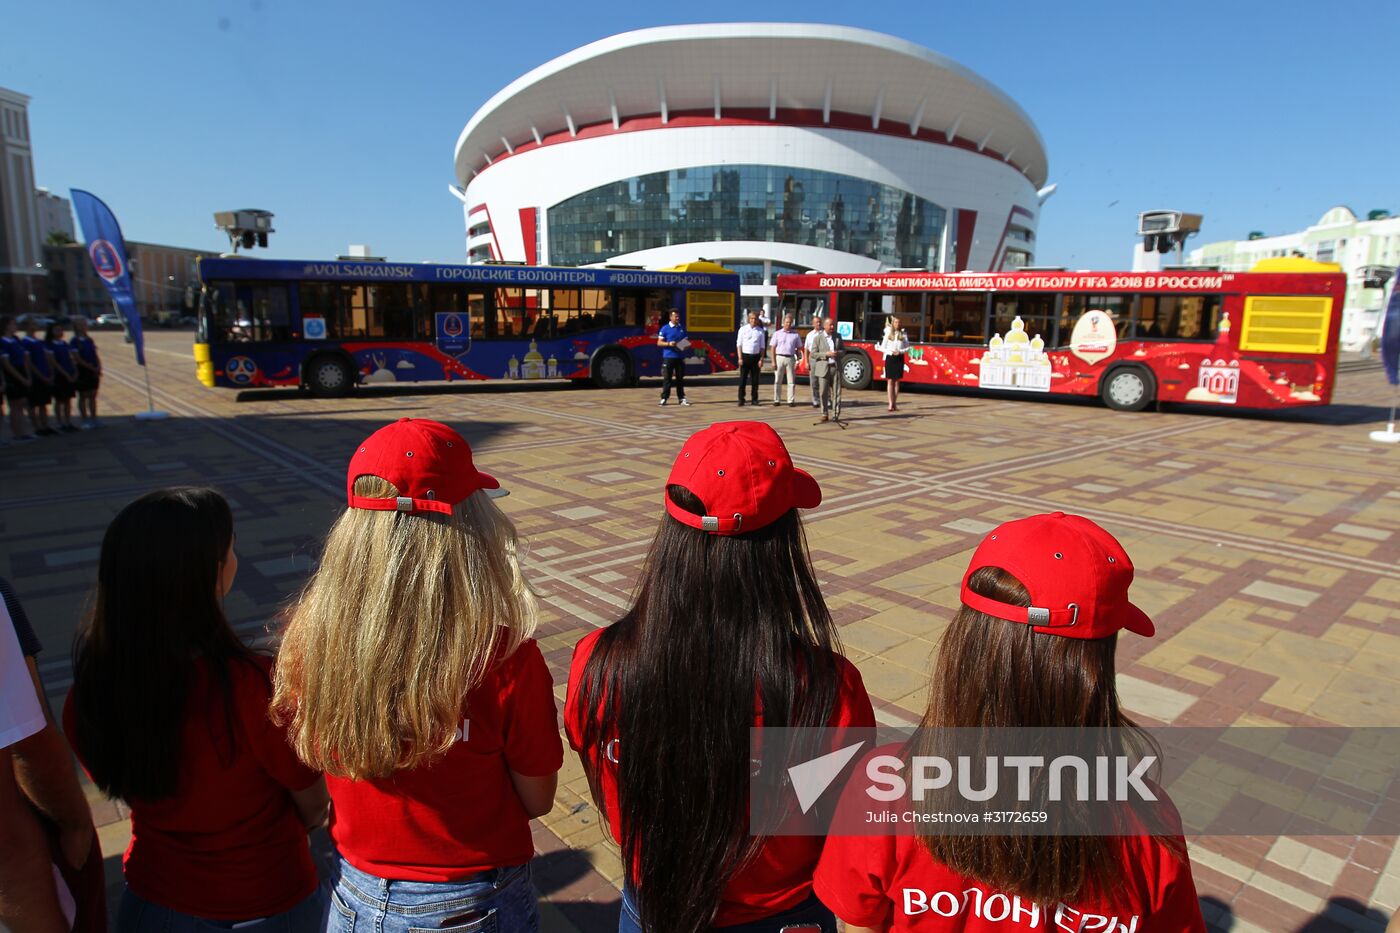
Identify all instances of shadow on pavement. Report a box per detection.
[1293,896,1392,931]
[1200,894,1234,931]
[531,849,621,933]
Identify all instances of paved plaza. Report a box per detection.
[2,329,1398,932]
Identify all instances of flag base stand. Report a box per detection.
[1369,424,1400,444]
[135,410,170,421]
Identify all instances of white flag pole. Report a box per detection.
[1370,384,1399,443]
[134,358,169,421]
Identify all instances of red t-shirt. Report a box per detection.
[814,798,1205,932]
[564,627,876,926]
[327,638,563,881]
[63,655,319,920]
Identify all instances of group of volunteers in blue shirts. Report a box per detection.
[0,314,102,443]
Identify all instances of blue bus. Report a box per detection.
[193,258,741,395]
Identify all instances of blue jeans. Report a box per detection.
[619,883,836,933]
[329,858,538,933]
[116,886,327,932]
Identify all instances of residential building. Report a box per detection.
[1187,206,1400,351]
[35,187,74,242]
[0,86,48,315]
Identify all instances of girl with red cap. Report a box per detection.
[66,488,330,931]
[814,512,1206,932]
[566,421,875,933]
[274,418,561,932]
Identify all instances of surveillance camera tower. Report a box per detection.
[1136,211,1202,264]
[214,209,275,254]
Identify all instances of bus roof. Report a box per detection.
[197,257,740,289]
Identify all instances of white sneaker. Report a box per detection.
[659,399,668,406]
[680,399,691,406]
[79,422,94,430]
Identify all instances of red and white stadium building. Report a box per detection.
[452,23,1053,308]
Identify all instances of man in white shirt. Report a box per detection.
[804,312,827,408]
[735,311,767,406]
[0,599,69,932]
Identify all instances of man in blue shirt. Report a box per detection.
[657,308,691,406]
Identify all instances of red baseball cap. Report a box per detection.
[346,418,501,515]
[665,422,821,535]
[959,512,1155,639]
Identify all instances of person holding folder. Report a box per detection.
[658,308,691,406]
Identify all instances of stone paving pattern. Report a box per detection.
[2,331,1398,932]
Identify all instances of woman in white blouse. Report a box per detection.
[877,316,911,412]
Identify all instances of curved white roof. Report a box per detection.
[454,23,1048,189]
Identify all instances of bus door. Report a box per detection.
[233,283,292,342]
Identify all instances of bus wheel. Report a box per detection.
[306,355,355,398]
[841,351,873,391]
[1100,366,1155,412]
[591,350,631,389]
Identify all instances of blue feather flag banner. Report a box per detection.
[70,190,145,366]
[1380,268,1400,386]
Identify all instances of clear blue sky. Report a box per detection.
[4,0,1395,269]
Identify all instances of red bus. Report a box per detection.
[776,258,1346,411]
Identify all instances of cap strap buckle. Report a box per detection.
[699,513,743,533]
[395,497,414,512]
[961,588,1080,628]
[1027,603,1079,627]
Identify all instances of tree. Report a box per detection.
[45,231,76,246]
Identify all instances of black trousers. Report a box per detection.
[660,358,686,400]
[738,352,762,401]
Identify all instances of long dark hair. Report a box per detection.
[576,486,841,933]
[914,566,1182,906]
[71,487,254,802]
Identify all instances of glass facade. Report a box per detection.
[548,165,946,269]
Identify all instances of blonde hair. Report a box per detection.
[273,476,537,780]
[884,316,903,340]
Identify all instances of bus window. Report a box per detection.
[794,296,826,328]
[929,295,954,341]
[990,293,1055,347]
[374,283,416,340]
[494,287,545,340]
[1060,295,1131,343]
[244,285,292,342]
[616,288,669,334]
[552,288,614,334]
[945,294,987,343]
[1136,295,1221,340]
[337,284,414,340]
[869,292,924,341]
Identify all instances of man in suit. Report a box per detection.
[809,317,841,423]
